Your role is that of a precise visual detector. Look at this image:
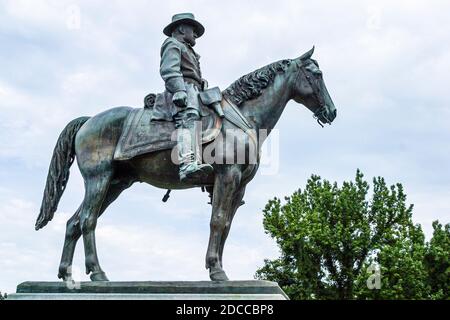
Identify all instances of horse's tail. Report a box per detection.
[35,116,90,230]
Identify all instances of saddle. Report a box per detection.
[113,93,253,161]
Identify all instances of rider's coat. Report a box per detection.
[152,37,208,121]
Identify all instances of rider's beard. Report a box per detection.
[184,36,196,47]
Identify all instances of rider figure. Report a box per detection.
[159,13,214,181]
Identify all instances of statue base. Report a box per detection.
[8,280,289,300]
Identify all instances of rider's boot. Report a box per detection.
[178,119,213,181]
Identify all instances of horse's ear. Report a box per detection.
[298,46,315,61]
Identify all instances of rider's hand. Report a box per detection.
[172,91,187,107]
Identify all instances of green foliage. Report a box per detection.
[355,223,430,299]
[0,291,6,300]
[256,170,448,300]
[425,221,450,299]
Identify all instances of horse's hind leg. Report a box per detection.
[58,206,82,281]
[79,173,112,281]
[57,178,134,281]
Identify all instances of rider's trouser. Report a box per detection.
[173,82,203,167]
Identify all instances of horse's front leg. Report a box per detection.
[218,185,246,269]
[206,167,242,281]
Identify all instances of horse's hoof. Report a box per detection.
[58,269,72,282]
[58,273,73,282]
[90,271,109,282]
[209,268,229,281]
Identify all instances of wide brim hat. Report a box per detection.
[163,13,205,37]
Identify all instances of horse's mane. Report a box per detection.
[224,59,292,107]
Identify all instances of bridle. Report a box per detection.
[294,60,331,128]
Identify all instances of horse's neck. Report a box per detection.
[240,72,293,139]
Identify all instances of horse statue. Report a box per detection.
[34,47,337,282]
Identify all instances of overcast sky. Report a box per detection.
[1,0,449,294]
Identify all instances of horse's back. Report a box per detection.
[75,106,133,172]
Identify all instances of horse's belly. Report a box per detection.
[127,150,215,189]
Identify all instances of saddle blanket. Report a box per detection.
[113,105,222,161]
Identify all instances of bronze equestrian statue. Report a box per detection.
[34,13,337,282]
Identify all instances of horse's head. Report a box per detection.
[291,47,337,126]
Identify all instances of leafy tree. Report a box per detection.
[0,291,6,300]
[255,170,429,299]
[424,221,449,299]
[355,222,430,299]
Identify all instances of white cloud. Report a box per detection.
[3,0,63,26]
